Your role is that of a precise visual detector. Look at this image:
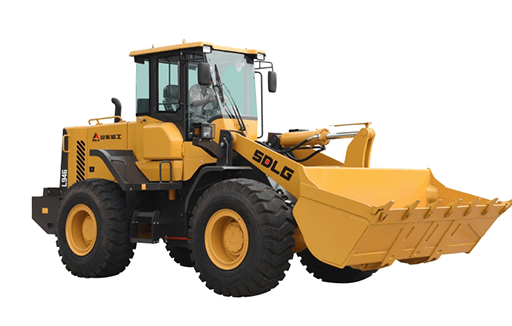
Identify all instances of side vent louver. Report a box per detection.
[76,140,86,181]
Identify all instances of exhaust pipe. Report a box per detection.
[112,98,122,123]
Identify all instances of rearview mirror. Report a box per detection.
[268,71,277,93]
[198,63,211,86]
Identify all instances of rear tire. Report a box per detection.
[298,248,377,283]
[189,179,295,297]
[56,179,135,277]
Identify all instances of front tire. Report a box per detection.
[56,179,135,277]
[189,179,295,297]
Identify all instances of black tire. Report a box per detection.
[189,179,295,297]
[165,244,194,267]
[298,248,377,283]
[56,179,135,277]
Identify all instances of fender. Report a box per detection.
[90,149,182,191]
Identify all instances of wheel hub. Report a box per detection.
[66,204,98,256]
[205,209,249,270]
[223,222,245,255]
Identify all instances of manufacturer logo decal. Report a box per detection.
[92,133,122,142]
[252,150,295,181]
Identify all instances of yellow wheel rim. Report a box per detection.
[205,209,249,270]
[65,204,98,256]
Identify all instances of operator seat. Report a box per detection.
[163,85,179,112]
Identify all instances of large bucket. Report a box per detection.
[293,167,511,270]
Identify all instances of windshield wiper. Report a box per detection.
[213,64,246,132]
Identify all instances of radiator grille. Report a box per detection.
[76,140,86,181]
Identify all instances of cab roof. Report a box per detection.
[129,41,266,57]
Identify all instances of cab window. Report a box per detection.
[136,60,150,115]
[158,56,180,112]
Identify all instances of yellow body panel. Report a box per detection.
[65,120,132,187]
[182,142,217,180]
[64,115,248,185]
[132,116,186,181]
[64,113,260,187]
[142,123,183,160]
[65,124,126,186]
[212,118,258,141]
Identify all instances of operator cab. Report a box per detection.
[130,42,275,141]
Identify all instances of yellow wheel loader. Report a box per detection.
[32,41,511,296]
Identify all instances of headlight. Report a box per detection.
[202,124,214,138]
[256,53,265,60]
[193,123,215,139]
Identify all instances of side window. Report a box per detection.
[158,56,180,112]
[188,63,199,89]
[187,63,201,137]
[136,60,150,115]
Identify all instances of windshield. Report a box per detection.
[205,51,258,119]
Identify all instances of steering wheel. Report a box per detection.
[200,99,220,119]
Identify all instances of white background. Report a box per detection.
[2,1,511,325]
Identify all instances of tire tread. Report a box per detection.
[189,178,295,297]
[56,179,135,278]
